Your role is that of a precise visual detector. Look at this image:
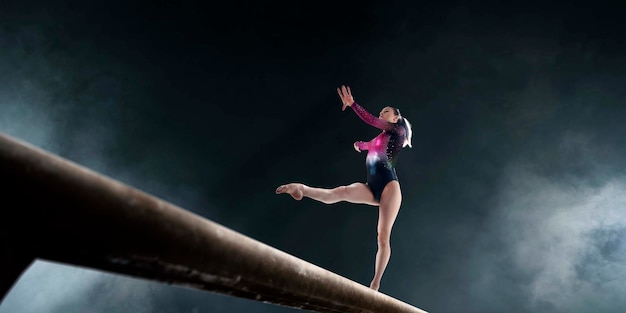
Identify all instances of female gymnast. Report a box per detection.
[276,85,413,291]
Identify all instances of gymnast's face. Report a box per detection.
[379,106,399,123]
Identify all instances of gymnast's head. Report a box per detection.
[379,106,413,148]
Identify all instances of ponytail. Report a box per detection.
[393,107,413,148]
[399,117,413,148]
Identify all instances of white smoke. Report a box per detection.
[476,131,626,312]
[1,261,159,313]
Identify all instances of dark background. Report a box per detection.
[2,0,626,312]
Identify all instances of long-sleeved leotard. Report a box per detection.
[350,102,406,202]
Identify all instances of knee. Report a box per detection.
[377,230,391,247]
[333,185,350,198]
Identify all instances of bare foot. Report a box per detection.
[275,183,304,200]
[370,280,380,291]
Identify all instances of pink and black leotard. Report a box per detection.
[351,102,407,202]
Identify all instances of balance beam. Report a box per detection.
[0,132,427,313]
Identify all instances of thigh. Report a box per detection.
[377,181,402,233]
[344,182,379,206]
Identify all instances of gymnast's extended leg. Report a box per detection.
[276,182,378,206]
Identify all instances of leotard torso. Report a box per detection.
[351,102,406,202]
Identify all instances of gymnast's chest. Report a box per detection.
[370,132,391,150]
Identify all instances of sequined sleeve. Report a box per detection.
[350,102,404,134]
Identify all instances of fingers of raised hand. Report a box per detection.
[337,85,353,108]
[341,85,349,97]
